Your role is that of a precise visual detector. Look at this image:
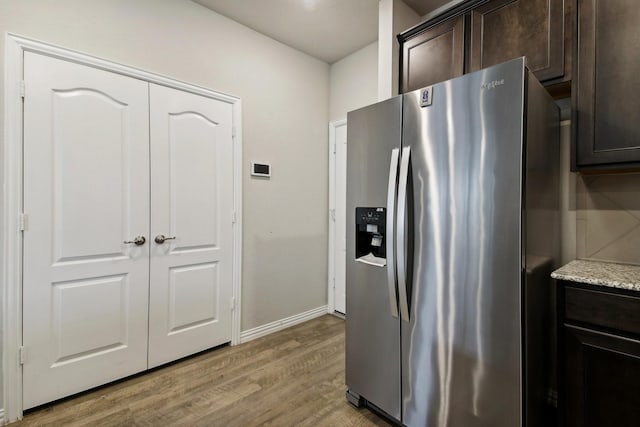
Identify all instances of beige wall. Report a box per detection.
[0,0,331,395]
[378,0,420,99]
[329,42,378,122]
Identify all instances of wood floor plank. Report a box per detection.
[12,315,392,427]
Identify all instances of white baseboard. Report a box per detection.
[239,305,328,344]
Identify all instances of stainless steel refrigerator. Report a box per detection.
[345,58,560,427]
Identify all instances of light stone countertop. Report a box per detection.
[551,260,640,292]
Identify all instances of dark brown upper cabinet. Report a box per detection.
[400,15,465,94]
[398,0,571,96]
[573,0,640,170]
[469,0,565,82]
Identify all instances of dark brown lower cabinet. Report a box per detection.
[560,282,640,427]
[564,325,640,426]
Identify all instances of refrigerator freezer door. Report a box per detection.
[401,58,527,426]
[346,96,402,420]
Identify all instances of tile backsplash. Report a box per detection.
[576,172,640,265]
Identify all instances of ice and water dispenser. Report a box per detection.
[355,207,387,267]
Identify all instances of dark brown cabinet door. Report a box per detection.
[400,15,464,93]
[574,0,640,169]
[469,0,565,81]
[563,325,640,427]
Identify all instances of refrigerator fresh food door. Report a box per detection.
[401,58,527,427]
[346,96,402,420]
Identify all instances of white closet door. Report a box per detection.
[148,84,234,368]
[22,52,150,409]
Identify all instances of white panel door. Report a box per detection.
[334,122,347,314]
[148,84,234,368]
[22,52,150,409]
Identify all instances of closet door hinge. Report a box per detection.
[230,297,236,311]
[19,346,27,365]
[20,80,25,99]
[232,211,237,224]
[18,213,28,231]
[232,126,237,139]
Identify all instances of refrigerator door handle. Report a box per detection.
[385,148,400,318]
[397,146,411,322]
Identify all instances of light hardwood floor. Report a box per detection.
[12,315,391,426]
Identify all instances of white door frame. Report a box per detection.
[327,119,347,314]
[2,33,243,423]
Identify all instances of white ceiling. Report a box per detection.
[192,0,458,64]
[193,0,380,64]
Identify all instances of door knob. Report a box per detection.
[154,234,176,244]
[124,236,146,246]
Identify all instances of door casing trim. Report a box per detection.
[327,119,347,315]
[2,33,243,423]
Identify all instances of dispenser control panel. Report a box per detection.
[356,207,385,229]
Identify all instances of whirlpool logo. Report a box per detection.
[481,79,505,90]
